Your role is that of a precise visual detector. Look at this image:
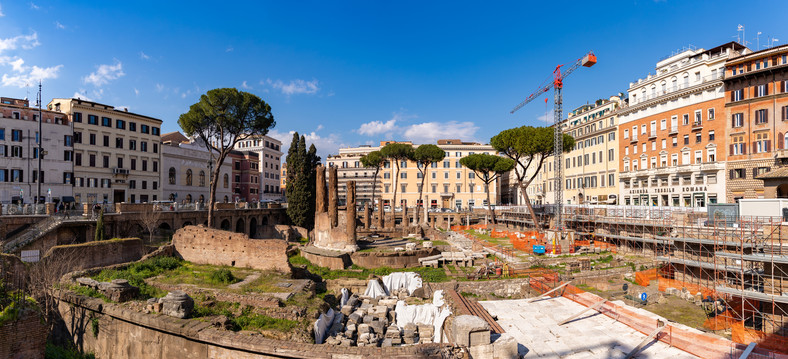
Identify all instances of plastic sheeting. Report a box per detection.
[382,272,423,296]
[364,279,387,299]
[340,288,350,307]
[314,308,335,344]
[394,290,451,342]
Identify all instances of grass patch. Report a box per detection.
[92,256,183,299]
[432,240,449,246]
[460,291,479,298]
[288,252,449,282]
[233,307,299,332]
[209,269,239,285]
[70,285,111,302]
[242,272,291,294]
[45,342,96,359]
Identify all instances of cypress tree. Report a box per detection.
[305,143,320,230]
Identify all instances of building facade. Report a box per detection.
[724,44,788,201]
[49,98,162,204]
[0,97,72,204]
[236,135,283,200]
[540,95,623,205]
[161,132,233,204]
[326,144,381,205]
[616,43,745,207]
[229,151,260,203]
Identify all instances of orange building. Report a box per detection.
[618,42,748,207]
[724,44,788,201]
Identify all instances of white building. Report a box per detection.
[0,97,73,204]
[235,134,283,201]
[161,132,232,204]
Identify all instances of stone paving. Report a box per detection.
[479,297,699,358]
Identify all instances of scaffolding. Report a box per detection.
[497,204,788,353]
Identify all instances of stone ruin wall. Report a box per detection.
[172,226,290,273]
[311,165,358,252]
[42,238,146,273]
[0,309,47,359]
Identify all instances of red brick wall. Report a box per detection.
[42,238,145,273]
[173,226,290,273]
[0,309,47,359]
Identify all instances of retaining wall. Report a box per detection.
[173,226,290,273]
[42,238,145,272]
[0,309,47,359]
[56,291,447,359]
[350,248,439,269]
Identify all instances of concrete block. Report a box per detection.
[451,315,491,347]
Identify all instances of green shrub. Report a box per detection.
[45,342,97,359]
[92,256,183,299]
[210,269,238,285]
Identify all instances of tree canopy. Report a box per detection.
[360,151,384,207]
[178,88,275,227]
[413,144,445,223]
[490,126,574,227]
[285,133,320,230]
[459,153,515,223]
[380,143,414,222]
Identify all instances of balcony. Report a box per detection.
[692,120,703,130]
[776,149,788,159]
[112,168,129,176]
[700,162,725,171]
[630,135,638,143]
[649,131,657,139]
[669,126,678,135]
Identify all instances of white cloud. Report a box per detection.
[0,4,4,17]
[55,21,65,30]
[226,46,234,52]
[266,78,320,96]
[134,88,139,96]
[83,60,124,86]
[402,121,479,144]
[139,51,150,60]
[0,57,62,88]
[537,110,554,124]
[72,91,92,101]
[269,127,345,161]
[357,118,397,136]
[0,32,40,54]
[29,2,39,10]
[241,80,251,89]
[155,83,164,92]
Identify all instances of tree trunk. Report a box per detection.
[519,183,539,229]
[416,167,426,224]
[207,152,224,228]
[392,163,399,228]
[371,168,378,211]
[485,182,495,225]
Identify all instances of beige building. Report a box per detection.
[327,140,500,209]
[542,95,623,205]
[48,98,162,204]
[161,131,233,204]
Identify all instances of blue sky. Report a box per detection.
[0,1,785,160]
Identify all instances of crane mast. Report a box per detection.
[511,51,596,232]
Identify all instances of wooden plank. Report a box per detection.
[558,299,606,326]
[527,281,572,303]
[738,342,757,359]
[624,321,666,359]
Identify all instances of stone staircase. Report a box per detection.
[3,216,67,253]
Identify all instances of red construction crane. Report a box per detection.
[511,51,596,231]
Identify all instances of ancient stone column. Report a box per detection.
[347,181,357,242]
[364,204,371,229]
[328,166,338,228]
[402,205,409,229]
[423,195,429,225]
[378,202,385,229]
[316,164,327,214]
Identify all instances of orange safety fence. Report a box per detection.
[634,268,658,287]
[732,321,788,354]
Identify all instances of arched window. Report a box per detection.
[223,173,229,188]
[185,194,192,203]
[186,169,193,186]
[168,168,176,185]
[169,193,175,201]
[199,171,206,187]
[224,195,229,203]
[199,194,205,203]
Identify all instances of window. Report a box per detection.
[708,108,715,120]
[199,171,205,186]
[661,139,666,149]
[89,133,96,145]
[732,113,744,128]
[696,133,702,143]
[731,168,745,179]
[682,114,689,125]
[608,149,614,161]
[117,157,123,168]
[88,115,98,125]
[707,148,716,162]
[129,122,136,132]
[153,143,158,153]
[168,168,176,184]
[141,125,150,134]
[186,169,193,186]
[131,159,136,170]
[731,135,746,155]
[660,119,666,130]
[75,153,82,166]
[223,174,229,188]
[116,119,125,129]
[683,135,689,145]
[152,127,160,136]
[755,109,768,124]
[400,172,407,179]
[73,112,82,123]
[103,135,109,147]
[141,141,148,152]
[608,132,615,141]
[129,140,136,151]
[732,89,744,101]
[783,106,788,121]
[709,131,715,141]
[89,154,96,167]
[101,117,111,127]
[103,156,109,168]
[694,150,702,164]
[11,129,22,141]
[115,138,123,149]
[153,161,158,172]
[624,129,629,139]
[756,84,768,97]
[755,133,771,153]
[64,135,73,147]
[443,160,450,168]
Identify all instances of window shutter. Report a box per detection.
[753,168,758,178]
[766,140,771,152]
[765,109,769,123]
[730,169,734,179]
[753,143,757,153]
[743,144,747,155]
[730,144,734,155]
[779,133,784,150]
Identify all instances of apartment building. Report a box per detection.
[540,95,623,205]
[616,43,746,207]
[236,135,283,200]
[326,144,381,205]
[48,98,162,204]
[160,131,232,204]
[0,97,72,203]
[229,151,260,202]
[724,44,788,201]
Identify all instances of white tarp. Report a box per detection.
[393,290,451,342]
[313,308,336,344]
[340,288,350,306]
[364,279,387,299]
[382,272,423,296]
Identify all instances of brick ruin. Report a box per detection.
[172,226,290,273]
[311,165,359,252]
